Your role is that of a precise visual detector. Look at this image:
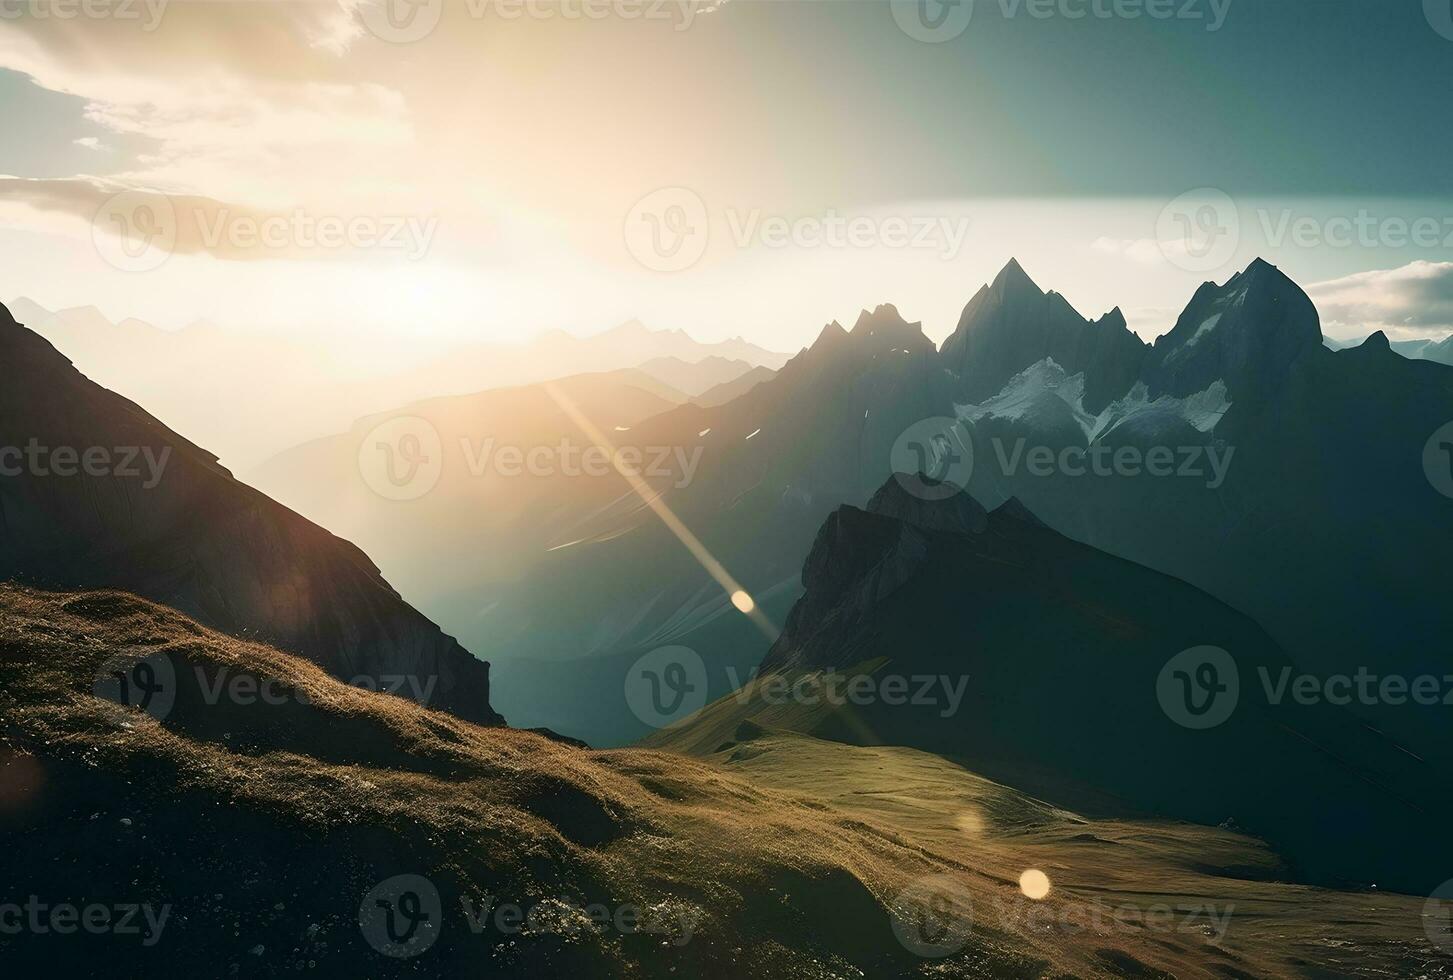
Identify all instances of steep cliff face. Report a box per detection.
[1143,257,1322,401]
[0,302,502,725]
[751,478,1453,894]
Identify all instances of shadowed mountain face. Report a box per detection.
[657,479,1453,895]
[939,258,1149,413]
[0,303,502,725]
[1143,258,1323,401]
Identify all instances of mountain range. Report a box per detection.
[368,258,1450,763]
[7,299,788,470]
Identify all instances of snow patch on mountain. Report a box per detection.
[955,358,1098,433]
[957,357,1231,443]
[1090,380,1231,443]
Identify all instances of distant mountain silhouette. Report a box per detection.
[632,355,763,397]
[693,365,776,407]
[248,369,691,612]
[0,302,502,725]
[8,299,790,469]
[1326,329,1453,366]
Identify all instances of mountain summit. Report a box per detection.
[940,258,1149,412]
[1146,257,1322,399]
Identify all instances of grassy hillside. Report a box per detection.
[0,584,1438,978]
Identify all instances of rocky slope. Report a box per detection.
[0,302,502,725]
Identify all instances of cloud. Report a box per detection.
[0,7,415,209]
[73,137,107,151]
[1307,261,1453,341]
[1091,236,1166,266]
[0,177,438,263]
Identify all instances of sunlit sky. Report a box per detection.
[3,0,1453,356]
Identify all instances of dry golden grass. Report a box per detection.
[0,584,1442,978]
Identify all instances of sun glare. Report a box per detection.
[1019,869,1052,900]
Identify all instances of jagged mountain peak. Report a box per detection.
[991,256,1042,296]
[850,302,910,333]
[1095,306,1128,331]
[847,303,933,356]
[1146,256,1322,400]
[943,261,1148,413]
[867,473,989,535]
[1361,330,1392,352]
[808,319,850,350]
[991,496,1047,528]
